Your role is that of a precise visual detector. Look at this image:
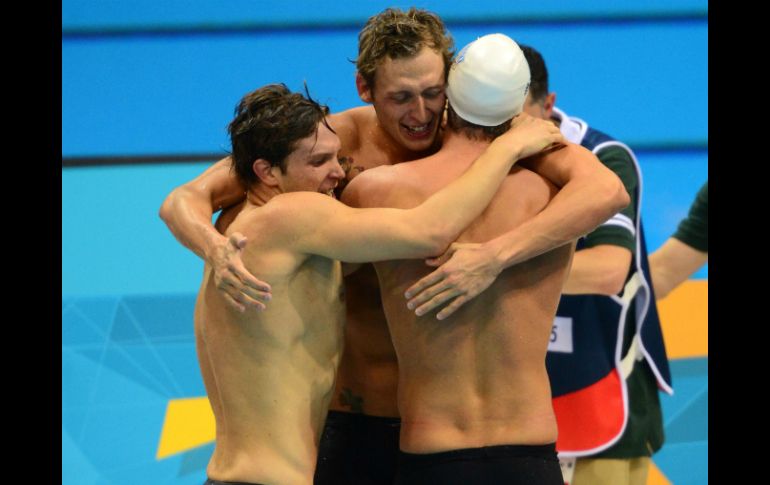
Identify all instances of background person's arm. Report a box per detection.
[649,180,708,300]
[649,238,708,300]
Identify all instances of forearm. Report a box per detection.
[485,172,628,269]
[159,185,227,261]
[649,238,708,299]
[562,245,632,295]
[412,142,520,248]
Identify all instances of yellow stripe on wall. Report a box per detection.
[156,396,215,459]
[646,460,673,485]
[656,279,708,359]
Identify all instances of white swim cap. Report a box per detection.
[446,33,530,127]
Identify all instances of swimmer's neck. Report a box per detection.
[246,184,282,208]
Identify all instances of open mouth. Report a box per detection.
[401,121,433,139]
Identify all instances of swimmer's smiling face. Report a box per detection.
[278,121,345,197]
[357,46,446,155]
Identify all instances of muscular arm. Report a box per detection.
[406,143,630,318]
[157,112,358,310]
[487,143,629,267]
[158,157,271,311]
[283,115,564,262]
[159,157,246,260]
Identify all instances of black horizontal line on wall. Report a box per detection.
[62,153,226,168]
[62,142,707,168]
[62,11,708,40]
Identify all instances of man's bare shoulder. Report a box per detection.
[329,106,375,152]
[341,164,402,208]
[228,193,340,241]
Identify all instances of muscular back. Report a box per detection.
[370,137,576,453]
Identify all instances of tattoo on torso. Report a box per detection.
[339,387,364,413]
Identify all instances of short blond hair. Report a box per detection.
[356,7,455,90]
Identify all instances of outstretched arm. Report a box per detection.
[158,157,272,311]
[284,114,565,263]
[405,143,629,318]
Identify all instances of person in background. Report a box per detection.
[649,181,708,300]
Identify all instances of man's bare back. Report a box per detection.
[344,132,581,454]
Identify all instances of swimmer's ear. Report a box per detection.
[253,159,280,187]
[542,92,556,119]
[356,73,373,104]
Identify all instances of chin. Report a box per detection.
[403,135,436,153]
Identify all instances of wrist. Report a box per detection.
[489,137,522,165]
[203,231,228,263]
[483,240,507,275]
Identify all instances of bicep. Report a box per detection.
[186,157,247,210]
[518,150,572,188]
[519,144,603,189]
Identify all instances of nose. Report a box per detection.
[329,160,346,180]
[410,96,430,124]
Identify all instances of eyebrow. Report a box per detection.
[308,149,338,161]
[386,83,445,95]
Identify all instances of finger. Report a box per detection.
[414,289,461,317]
[237,293,267,311]
[218,270,271,303]
[436,295,470,320]
[232,268,272,293]
[406,280,451,309]
[404,270,445,299]
[239,286,273,304]
[221,291,246,313]
[224,282,267,312]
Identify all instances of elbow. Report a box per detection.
[596,174,630,218]
[609,178,631,214]
[422,224,456,257]
[159,185,188,226]
[159,186,185,225]
[611,179,631,213]
[600,269,628,296]
[158,193,174,224]
[425,233,451,257]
